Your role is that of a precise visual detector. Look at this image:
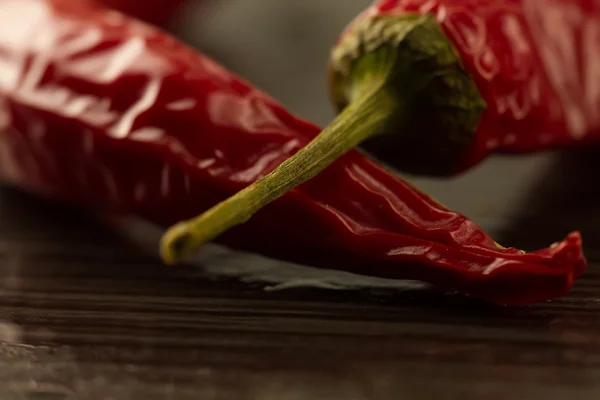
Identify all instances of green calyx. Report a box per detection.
[329,13,487,176]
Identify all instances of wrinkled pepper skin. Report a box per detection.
[338,0,600,174]
[97,0,189,26]
[0,0,586,305]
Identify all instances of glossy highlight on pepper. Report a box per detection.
[0,0,587,306]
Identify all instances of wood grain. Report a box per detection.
[0,149,599,399]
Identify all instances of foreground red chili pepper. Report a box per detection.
[329,0,600,176]
[0,0,586,305]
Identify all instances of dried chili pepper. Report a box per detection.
[0,0,586,305]
[329,0,600,176]
[97,0,189,26]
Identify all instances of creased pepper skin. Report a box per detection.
[0,0,586,305]
[337,0,600,174]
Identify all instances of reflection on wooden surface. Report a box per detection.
[0,150,599,399]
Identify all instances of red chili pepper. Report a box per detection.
[96,0,189,26]
[329,0,600,176]
[0,0,586,305]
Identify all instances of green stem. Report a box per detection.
[159,13,487,264]
[160,85,396,264]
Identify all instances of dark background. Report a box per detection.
[1,1,600,399]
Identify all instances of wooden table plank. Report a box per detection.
[0,149,599,399]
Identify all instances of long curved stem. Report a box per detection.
[160,86,397,264]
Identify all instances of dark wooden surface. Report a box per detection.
[0,149,600,399]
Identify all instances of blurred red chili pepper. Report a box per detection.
[96,0,189,26]
[0,0,586,305]
[329,0,600,176]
